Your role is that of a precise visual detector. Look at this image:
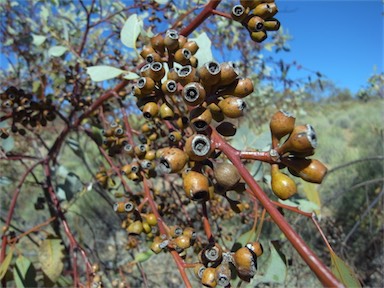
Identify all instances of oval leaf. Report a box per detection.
[123,72,140,80]
[120,14,143,49]
[0,245,15,280]
[87,65,125,82]
[38,236,64,283]
[32,34,46,46]
[48,46,67,57]
[1,136,14,152]
[13,255,37,288]
[134,250,154,263]
[330,251,361,288]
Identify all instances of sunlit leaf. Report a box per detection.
[87,65,125,82]
[123,72,140,80]
[330,251,361,288]
[120,14,143,49]
[296,199,319,213]
[301,181,321,216]
[48,46,67,57]
[13,256,37,288]
[38,236,64,283]
[189,32,213,67]
[154,0,169,4]
[32,34,46,46]
[0,245,15,280]
[134,250,154,263]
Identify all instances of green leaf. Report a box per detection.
[32,34,46,46]
[301,181,321,217]
[330,251,361,288]
[87,65,125,82]
[120,14,143,49]
[232,229,256,252]
[253,242,287,285]
[13,255,37,288]
[123,72,140,80]
[189,32,213,67]
[0,245,15,280]
[57,172,83,201]
[48,46,67,57]
[1,136,14,152]
[154,0,169,4]
[38,236,65,283]
[296,199,319,214]
[134,250,154,263]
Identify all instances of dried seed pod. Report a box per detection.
[123,144,135,156]
[127,220,143,235]
[183,41,199,54]
[201,267,217,288]
[184,134,213,161]
[214,162,241,189]
[121,164,132,175]
[198,61,221,87]
[161,79,177,95]
[168,130,182,143]
[253,2,278,19]
[189,107,213,132]
[159,147,189,173]
[177,35,187,48]
[134,144,148,158]
[183,227,197,241]
[142,101,159,119]
[286,158,328,184]
[277,124,317,156]
[222,78,254,98]
[214,263,231,287]
[176,115,189,129]
[240,0,264,9]
[219,62,239,86]
[167,67,179,81]
[159,102,175,120]
[140,63,152,78]
[233,246,257,278]
[174,235,191,250]
[136,77,155,95]
[182,82,206,106]
[264,17,280,31]
[164,29,179,52]
[174,48,192,65]
[142,221,152,234]
[194,263,206,280]
[149,62,165,82]
[247,16,265,32]
[113,201,135,213]
[140,45,156,60]
[144,150,156,161]
[202,243,223,266]
[183,170,210,201]
[169,225,183,237]
[269,110,296,141]
[250,30,267,43]
[151,236,164,254]
[145,52,162,63]
[271,164,297,200]
[144,213,157,226]
[150,33,165,55]
[218,97,246,118]
[178,65,198,86]
[246,241,263,257]
[231,5,249,22]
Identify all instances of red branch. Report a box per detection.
[211,129,343,288]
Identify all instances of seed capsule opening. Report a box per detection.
[192,135,211,156]
[124,202,134,212]
[232,4,245,16]
[166,29,179,40]
[206,61,221,75]
[306,124,317,148]
[166,80,177,93]
[150,62,162,72]
[178,65,192,77]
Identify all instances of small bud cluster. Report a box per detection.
[232,0,280,42]
[0,86,56,137]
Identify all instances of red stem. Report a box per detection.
[211,129,343,288]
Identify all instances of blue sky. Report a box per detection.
[270,0,383,94]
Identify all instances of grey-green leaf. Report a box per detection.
[48,46,67,57]
[32,34,46,46]
[13,255,37,288]
[1,136,14,152]
[87,65,125,82]
[120,14,143,49]
[189,32,213,67]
